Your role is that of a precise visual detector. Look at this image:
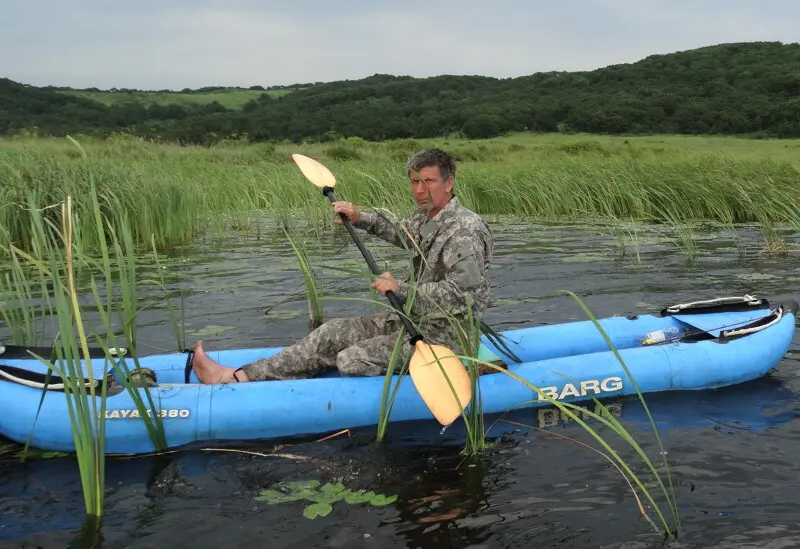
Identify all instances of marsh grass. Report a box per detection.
[375,328,410,441]
[452,301,488,456]
[14,192,171,509]
[149,235,187,351]
[600,215,643,265]
[2,133,799,263]
[0,141,182,523]
[5,195,171,519]
[282,226,324,330]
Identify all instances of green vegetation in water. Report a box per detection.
[2,132,799,264]
[7,131,777,538]
[376,328,411,442]
[447,296,492,457]
[0,138,190,526]
[0,440,68,462]
[282,226,324,331]
[0,441,19,460]
[254,479,397,519]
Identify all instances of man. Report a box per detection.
[191,148,493,384]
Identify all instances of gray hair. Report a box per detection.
[406,148,456,181]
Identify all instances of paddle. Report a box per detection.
[291,153,472,426]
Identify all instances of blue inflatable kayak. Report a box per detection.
[0,295,796,455]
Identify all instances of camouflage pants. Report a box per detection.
[240,312,421,381]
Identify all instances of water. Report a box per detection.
[1,219,800,548]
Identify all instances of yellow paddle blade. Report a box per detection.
[408,341,472,425]
[291,153,337,189]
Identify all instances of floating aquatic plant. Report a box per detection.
[254,479,397,519]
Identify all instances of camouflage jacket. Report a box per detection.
[354,197,493,327]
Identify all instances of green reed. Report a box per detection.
[6,198,170,517]
[149,234,187,352]
[452,301,488,456]
[282,226,324,331]
[375,328,410,441]
[599,215,643,265]
[2,134,799,261]
[0,141,179,521]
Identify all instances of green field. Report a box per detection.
[60,87,295,109]
[1,132,799,257]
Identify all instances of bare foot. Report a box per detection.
[192,340,249,384]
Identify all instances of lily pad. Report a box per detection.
[284,480,321,491]
[310,491,347,504]
[255,489,306,504]
[253,479,397,517]
[303,502,333,519]
[304,483,346,503]
[295,489,324,501]
[320,482,346,494]
[344,490,376,504]
[256,489,284,500]
[369,494,398,506]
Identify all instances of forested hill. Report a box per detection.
[2,41,800,144]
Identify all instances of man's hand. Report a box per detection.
[332,201,361,225]
[371,271,399,295]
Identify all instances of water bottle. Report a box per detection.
[642,326,681,345]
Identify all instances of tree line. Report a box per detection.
[2,42,799,145]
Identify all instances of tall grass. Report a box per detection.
[0,140,179,526]
[2,134,799,261]
[282,226,324,330]
[4,193,167,519]
[452,300,488,457]
[375,328,410,441]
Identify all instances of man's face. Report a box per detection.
[408,165,453,216]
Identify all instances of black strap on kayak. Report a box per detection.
[0,363,97,391]
[0,343,127,360]
[183,349,194,383]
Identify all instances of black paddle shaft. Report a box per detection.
[322,187,422,343]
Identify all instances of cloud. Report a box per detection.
[2,0,798,89]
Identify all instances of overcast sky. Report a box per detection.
[3,0,798,90]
